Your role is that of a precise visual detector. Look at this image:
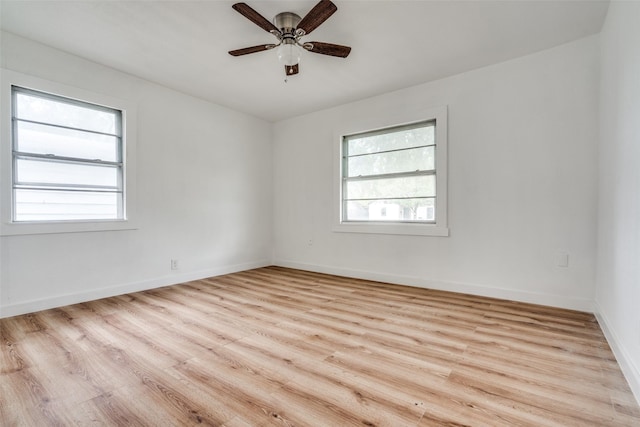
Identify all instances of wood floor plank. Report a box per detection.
[171,357,287,426]
[1,266,639,426]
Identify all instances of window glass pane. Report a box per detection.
[347,123,434,156]
[347,146,434,177]
[15,158,119,188]
[345,198,435,222]
[15,92,117,135]
[15,121,119,162]
[14,189,119,221]
[346,175,435,200]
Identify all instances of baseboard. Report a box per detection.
[595,304,640,405]
[0,259,270,318]
[273,259,595,312]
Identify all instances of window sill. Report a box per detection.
[0,219,138,236]
[333,222,449,237]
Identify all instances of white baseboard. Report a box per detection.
[274,259,595,312]
[0,259,270,318]
[595,304,640,405]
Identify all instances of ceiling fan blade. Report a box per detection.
[305,41,351,58]
[285,64,299,75]
[229,44,277,56]
[232,3,280,34]
[296,0,337,36]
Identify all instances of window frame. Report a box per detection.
[341,119,437,224]
[333,105,449,237]
[1,69,137,235]
[11,85,125,222]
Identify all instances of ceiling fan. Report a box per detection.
[228,0,352,77]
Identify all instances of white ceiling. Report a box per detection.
[1,0,609,122]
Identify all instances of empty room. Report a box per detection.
[1,0,639,425]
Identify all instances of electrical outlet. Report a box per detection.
[555,251,569,268]
[171,259,179,270]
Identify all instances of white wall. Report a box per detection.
[595,0,640,402]
[273,36,600,311]
[0,32,273,317]
[0,31,602,316]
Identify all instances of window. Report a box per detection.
[11,86,123,222]
[1,70,136,235]
[342,120,436,223]
[334,105,448,236]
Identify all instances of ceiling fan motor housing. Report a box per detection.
[274,12,301,35]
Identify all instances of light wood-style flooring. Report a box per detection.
[1,266,639,426]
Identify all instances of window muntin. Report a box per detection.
[11,86,124,222]
[342,120,437,223]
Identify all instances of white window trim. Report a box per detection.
[333,105,449,237]
[1,69,138,235]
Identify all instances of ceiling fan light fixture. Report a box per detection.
[277,39,302,66]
